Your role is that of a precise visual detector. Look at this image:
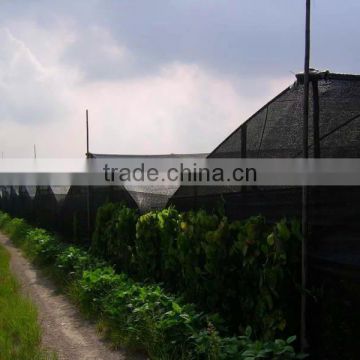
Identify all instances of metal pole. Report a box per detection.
[34,144,37,159]
[86,109,90,157]
[301,0,311,352]
[85,109,91,242]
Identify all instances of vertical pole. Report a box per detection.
[86,109,91,242]
[301,0,311,352]
[86,109,90,157]
[34,144,37,159]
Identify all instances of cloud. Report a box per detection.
[0,27,71,124]
[62,25,134,81]
[74,63,246,154]
[64,62,290,155]
[1,0,307,79]
[0,20,293,158]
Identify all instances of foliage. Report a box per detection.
[26,228,63,265]
[55,246,106,280]
[135,211,163,281]
[192,326,306,360]
[0,210,306,359]
[2,217,30,244]
[91,202,119,257]
[92,205,301,338]
[91,203,138,274]
[76,267,127,313]
[0,211,11,228]
[74,266,304,359]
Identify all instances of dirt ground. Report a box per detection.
[0,233,145,360]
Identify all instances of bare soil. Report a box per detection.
[0,233,145,360]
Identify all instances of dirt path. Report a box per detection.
[0,233,144,360]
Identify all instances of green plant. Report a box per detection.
[179,210,229,310]
[3,218,30,244]
[0,212,11,228]
[0,210,305,359]
[91,203,138,274]
[90,204,302,339]
[193,327,306,360]
[75,267,126,313]
[106,205,138,273]
[91,202,118,255]
[135,211,162,281]
[55,246,105,280]
[156,207,182,287]
[26,228,62,265]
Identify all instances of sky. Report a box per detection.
[0,0,359,157]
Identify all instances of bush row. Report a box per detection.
[91,204,302,339]
[0,211,305,359]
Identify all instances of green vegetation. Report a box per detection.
[92,204,302,339]
[0,210,306,359]
[0,242,55,360]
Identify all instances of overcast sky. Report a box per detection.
[0,0,359,157]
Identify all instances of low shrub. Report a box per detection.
[75,266,305,359]
[0,212,11,227]
[192,327,306,360]
[4,218,31,244]
[55,246,106,280]
[101,281,202,356]
[75,267,127,313]
[26,228,63,265]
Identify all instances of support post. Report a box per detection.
[86,109,90,157]
[301,0,311,352]
[85,109,91,242]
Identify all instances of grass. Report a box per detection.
[0,243,56,360]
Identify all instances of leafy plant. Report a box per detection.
[55,246,105,279]
[26,228,62,265]
[0,212,11,228]
[90,204,302,338]
[135,211,162,281]
[76,267,126,313]
[0,210,306,359]
[91,203,138,274]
